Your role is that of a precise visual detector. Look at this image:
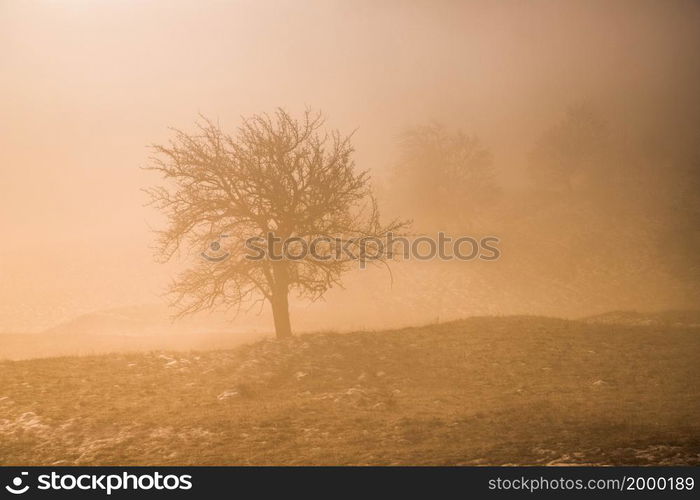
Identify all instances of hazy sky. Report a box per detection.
[1,0,699,331]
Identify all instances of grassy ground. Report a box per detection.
[1,316,698,465]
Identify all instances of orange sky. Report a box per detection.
[1,0,699,331]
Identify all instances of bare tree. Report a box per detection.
[528,104,610,193]
[146,108,405,339]
[390,124,498,232]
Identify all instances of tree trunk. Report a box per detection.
[270,259,292,339]
[270,290,292,339]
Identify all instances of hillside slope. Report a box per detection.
[0,304,268,361]
[1,316,698,465]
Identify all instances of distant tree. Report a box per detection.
[529,105,610,192]
[390,124,498,231]
[654,154,700,293]
[146,109,405,339]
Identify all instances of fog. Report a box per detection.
[2,1,700,470]
[1,0,699,343]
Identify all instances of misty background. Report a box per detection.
[1,0,698,347]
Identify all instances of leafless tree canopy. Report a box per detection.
[528,105,610,193]
[146,108,405,338]
[390,124,498,231]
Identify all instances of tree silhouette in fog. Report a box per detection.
[146,109,405,338]
[528,105,610,193]
[390,124,498,232]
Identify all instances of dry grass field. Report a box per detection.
[1,315,698,465]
